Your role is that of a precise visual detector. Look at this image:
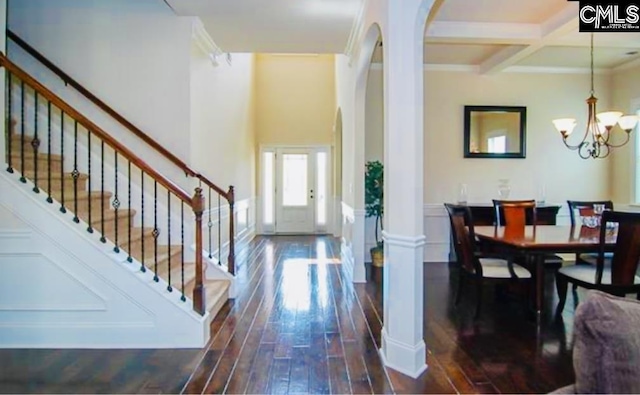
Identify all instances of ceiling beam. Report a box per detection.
[426,21,540,45]
[478,2,579,74]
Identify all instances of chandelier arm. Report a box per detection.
[603,131,631,148]
[599,144,611,159]
[562,137,584,151]
[555,33,633,159]
[578,142,593,159]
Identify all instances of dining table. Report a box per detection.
[474,224,617,323]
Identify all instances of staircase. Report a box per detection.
[0,36,236,346]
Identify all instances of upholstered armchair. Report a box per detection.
[550,291,640,394]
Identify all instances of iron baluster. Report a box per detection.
[140,170,146,272]
[153,180,159,282]
[113,151,120,253]
[6,72,13,173]
[99,140,106,242]
[72,121,79,223]
[31,91,40,193]
[208,187,212,259]
[127,161,132,262]
[227,186,235,275]
[59,111,66,213]
[181,201,185,302]
[86,131,93,233]
[167,190,172,292]
[46,101,53,203]
[19,81,25,182]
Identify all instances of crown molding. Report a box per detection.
[191,17,224,67]
[344,0,367,65]
[503,66,610,74]
[369,62,612,75]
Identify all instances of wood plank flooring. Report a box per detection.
[0,235,579,393]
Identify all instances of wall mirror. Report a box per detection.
[463,105,526,158]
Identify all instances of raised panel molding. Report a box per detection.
[0,172,209,348]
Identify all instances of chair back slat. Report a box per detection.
[600,211,640,286]
[445,204,479,274]
[567,200,614,227]
[492,199,536,227]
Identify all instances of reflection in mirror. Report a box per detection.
[464,106,526,158]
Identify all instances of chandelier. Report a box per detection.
[552,34,639,159]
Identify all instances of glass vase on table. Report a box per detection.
[497,179,511,199]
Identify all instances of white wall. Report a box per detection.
[365,65,384,162]
[611,64,640,204]
[190,50,256,202]
[8,0,193,178]
[335,55,357,209]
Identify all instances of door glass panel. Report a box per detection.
[316,152,327,225]
[282,154,308,207]
[263,152,274,224]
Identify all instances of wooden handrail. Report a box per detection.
[0,52,193,205]
[7,29,231,201]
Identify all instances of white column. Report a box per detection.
[379,0,430,379]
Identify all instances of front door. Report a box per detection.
[275,148,315,233]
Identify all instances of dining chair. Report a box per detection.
[492,199,564,268]
[567,200,614,266]
[445,203,532,319]
[492,199,537,227]
[555,210,640,315]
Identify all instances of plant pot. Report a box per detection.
[370,246,384,267]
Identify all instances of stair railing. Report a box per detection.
[6,30,235,276]
[0,52,214,315]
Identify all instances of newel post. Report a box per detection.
[192,187,205,315]
[227,185,235,276]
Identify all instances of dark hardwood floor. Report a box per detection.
[0,235,580,394]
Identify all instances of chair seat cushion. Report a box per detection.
[558,264,640,285]
[572,291,640,394]
[578,252,613,266]
[478,258,531,279]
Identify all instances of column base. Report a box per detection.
[380,327,428,379]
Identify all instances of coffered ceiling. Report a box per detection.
[165,0,640,73]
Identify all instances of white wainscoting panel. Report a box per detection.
[0,171,210,348]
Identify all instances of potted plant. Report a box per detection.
[365,160,384,267]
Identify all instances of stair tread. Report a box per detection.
[10,151,63,161]
[185,278,230,314]
[76,208,135,226]
[52,190,112,201]
[22,170,88,180]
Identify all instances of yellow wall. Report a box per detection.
[365,68,613,204]
[254,54,336,146]
[611,64,640,204]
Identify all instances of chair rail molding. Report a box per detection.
[422,203,571,263]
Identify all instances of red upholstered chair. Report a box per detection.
[492,199,563,269]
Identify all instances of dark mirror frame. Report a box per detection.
[463,105,527,159]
